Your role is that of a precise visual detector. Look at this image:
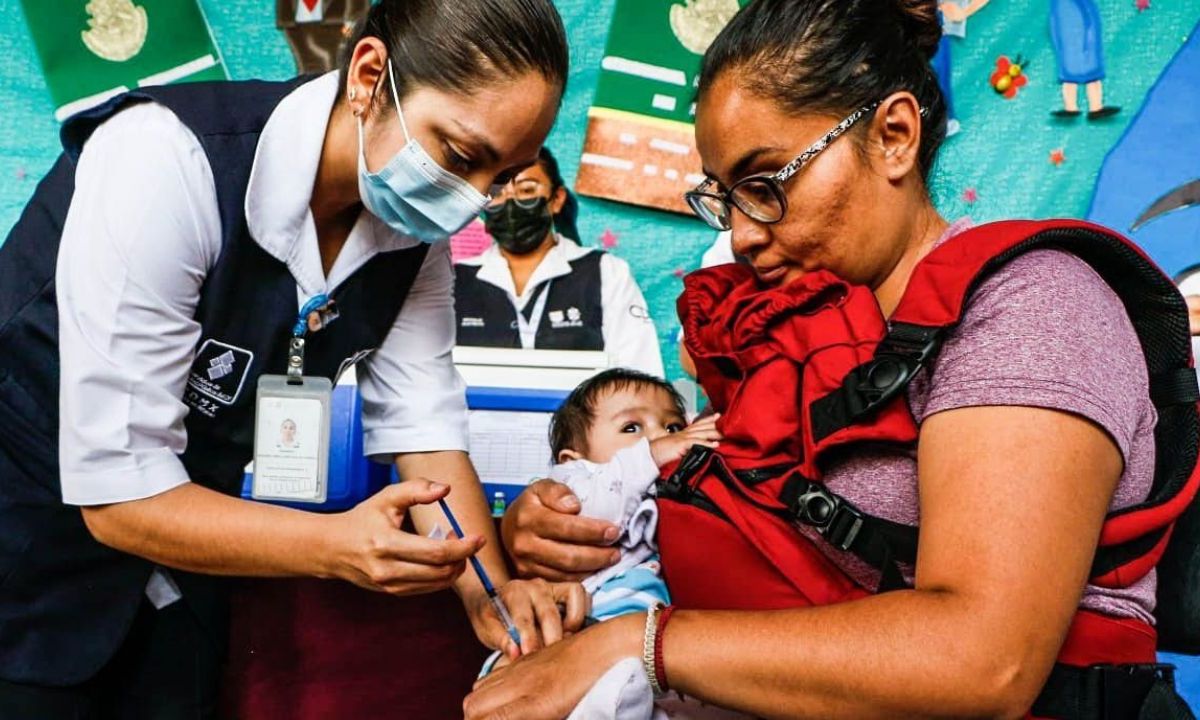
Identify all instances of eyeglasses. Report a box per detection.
[684,102,882,232]
[486,178,548,209]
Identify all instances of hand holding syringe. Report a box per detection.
[431,497,594,661]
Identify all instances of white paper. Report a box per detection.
[467,410,553,487]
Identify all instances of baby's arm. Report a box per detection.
[548,439,660,527]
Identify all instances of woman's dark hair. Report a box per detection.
[550,369,686,460]
[535,147,581,243]
[339,0,568,104]
[698,0,947,179]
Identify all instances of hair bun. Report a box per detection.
[893,0,942,59]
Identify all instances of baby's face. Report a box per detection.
[573,385,686,464]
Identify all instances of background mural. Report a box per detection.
[1,0,1198,379]
[1,0,1198,703]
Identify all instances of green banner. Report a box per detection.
[21,0,227,121]
[592,0,748,125]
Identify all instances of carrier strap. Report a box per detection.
[1032,663,1194,719]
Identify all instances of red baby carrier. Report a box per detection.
[657,220,1200,718]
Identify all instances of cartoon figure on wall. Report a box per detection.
[1049,0,1120,119]
[931,0,992,136]
[276,0,370,75]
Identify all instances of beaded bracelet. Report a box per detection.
[642,603,665,695]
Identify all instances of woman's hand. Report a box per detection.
[501,480,623,581]
[464,612,644,720]
[323,479,484,595]
[465,577,592,658]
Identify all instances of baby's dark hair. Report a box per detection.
[550,369,686,460]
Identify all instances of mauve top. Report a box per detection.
[817,219,1158,624]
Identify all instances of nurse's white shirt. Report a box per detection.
[457,239,665,377]
[56,71,468,507]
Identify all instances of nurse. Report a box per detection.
[0,0,582,715]
[454,149,665,376]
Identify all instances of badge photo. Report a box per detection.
[251,375,332,504]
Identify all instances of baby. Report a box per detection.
[493,369,740,719]
[480,369,718,669]
[481,369,745,718]
[547,368,720,623]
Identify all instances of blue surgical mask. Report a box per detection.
[357,61,490,243]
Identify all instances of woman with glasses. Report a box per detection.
[0,1,587,714]
[454,148,665,376]
[468,0,1172,717]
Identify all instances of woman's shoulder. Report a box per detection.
[922,241,1153,456]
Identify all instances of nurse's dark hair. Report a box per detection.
[338,0,568,102]
[698,0,946,179]
[536,147,581,243]
[550,369,686,460]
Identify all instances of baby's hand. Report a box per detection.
[650,414,722,467]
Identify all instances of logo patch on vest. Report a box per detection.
[187,339,254,415]
[461,317,485,328]
[548,307,585,329]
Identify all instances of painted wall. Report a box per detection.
[1,0,1197,381]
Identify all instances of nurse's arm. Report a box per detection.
[598,254,665,377]
[81,478,478,593]
[398,449,509,587]
[59,106,475,594]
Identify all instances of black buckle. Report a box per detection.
[856,323,943,408]
[787,478,865,551]
[661,444,714,499]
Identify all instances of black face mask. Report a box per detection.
[483,198,554,256]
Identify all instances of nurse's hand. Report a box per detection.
[465,578,591,658]
[326,480,483,595]
[501,480,622,582]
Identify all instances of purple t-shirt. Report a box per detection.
[816,219,1158,623]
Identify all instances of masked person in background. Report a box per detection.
[454,148,665,376]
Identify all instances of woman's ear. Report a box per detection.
[549,186,568,215]
[557,448,583,463]
[346,37,389,115]
[871,91,923,182]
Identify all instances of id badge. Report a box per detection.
[252,374,332,503]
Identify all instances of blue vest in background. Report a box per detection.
[0,78,428,685]
[454,249,605,350]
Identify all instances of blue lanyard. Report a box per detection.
[294,293,331,337]
[287,294,335,380]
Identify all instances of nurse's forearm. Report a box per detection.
[80,482,336,577]
[398,450,511,595]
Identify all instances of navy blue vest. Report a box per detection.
[454,250,605,350]
[0,78,428,685]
